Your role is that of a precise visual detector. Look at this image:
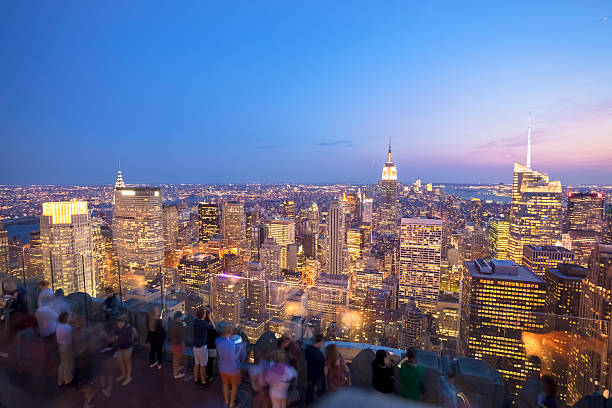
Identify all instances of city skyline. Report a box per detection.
[1,2,611,185]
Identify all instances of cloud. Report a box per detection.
[316,140,353,147]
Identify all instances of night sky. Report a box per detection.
[1,1,611,185]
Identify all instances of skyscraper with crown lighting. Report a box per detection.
[379,142,399,235]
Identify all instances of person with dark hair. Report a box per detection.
[204,309,217,383]
[325,344,349,391]
[304,334,326,403]
[539,375,558,408]
[113,315,135,386]
[56,311,74,386]
[146,312,166,370]
[193,308,213,385]
[102,287,120,322]
[168,311,185,379]
[372,349,394,393]
[398,348,424,401]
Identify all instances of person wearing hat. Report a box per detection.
[113,315,135,386]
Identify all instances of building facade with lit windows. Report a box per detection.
[460,259,547,392]
[307,202,320,234]
[489,218,510,259]
[0,223,8,275]
[522,244,575,279]
[113,187,164,284]
[198,202,219,242]
[221,201,246,242]
[265,218,295,269]
[544,263,586,331]
[178,253,221,292]
[566,192,605,233]
[162,204,179,250]
[568,243,612,403]
[346,228,362,261]
[260,237,281,281]
[281,200,296,220]
[507,163,563,264]
[399,217,442,313]
[41,201,96,296]
[211,273,245,325]
[327,201,345,275]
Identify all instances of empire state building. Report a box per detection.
[379,142,399,235]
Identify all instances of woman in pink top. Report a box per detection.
[265,350,297,408]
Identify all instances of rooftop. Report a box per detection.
[465,259,544,284]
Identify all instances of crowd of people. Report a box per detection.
[1,276,562,408]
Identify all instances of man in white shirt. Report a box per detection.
[35,302,59,338]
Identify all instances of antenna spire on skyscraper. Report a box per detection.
[387,138,392,163]
[526,112,532,169]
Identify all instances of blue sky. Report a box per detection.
[1,1,611,185]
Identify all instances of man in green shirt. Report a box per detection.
[397,348,425,400]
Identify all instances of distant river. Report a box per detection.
[3,217,40,243]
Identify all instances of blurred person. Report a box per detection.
[34,295,59,339]
[113,315,135,386]
[216,324,245,408]
[398,348,424,401]
[102,288,120,323]
[539,375,558,408]
[193,308,213,385]
[73,317,102,408]
[265,350,297,408]
[372,349,394,394]
[146,314,166,369]
[249,349,271,408]
[53,288,70,315]
[324,344,349,391]
[304,334,326,403]
[204,309,217,382]
[277,336,300,370]
[168,311,185,379]
[37,280,54,308]
[56,311,74,386]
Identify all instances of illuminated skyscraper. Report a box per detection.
[249,224,265,262]
[113,187,164,284]
[346,228,362,260]
[245,262,267,321]
[281,200,296,220]
[41,201,96,296]
[488,217,510,259]
[260,237,281,280]
[399,218,442,312]
[198,202,220,242]
[307,202,320,234]
[361,197,373,224]
[178,253,221,292]
[379,142,399,235]
[507,163,563,263]
[544,263,586,331]
[566,192,605,233]
[0,222,8,275]
[522,244,574,278]
[222,201,246,242]
[162,204,179,250]
[460,259,546,392]
[562,230,601,267]
[265,218,295,269]
[568,243,612,403]
[327,201,345,275]
[211,274,244,325]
